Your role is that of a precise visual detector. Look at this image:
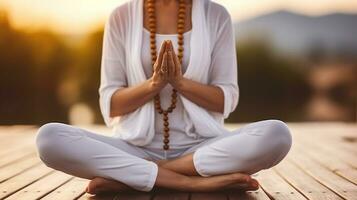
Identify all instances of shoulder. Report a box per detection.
[105,2,130,39]
[207,1,232,23]
[107,2,130,26]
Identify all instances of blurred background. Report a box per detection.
[0,0,356,125]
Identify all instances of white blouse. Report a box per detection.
[99,0,239,146]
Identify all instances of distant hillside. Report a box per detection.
[234,10,357,56]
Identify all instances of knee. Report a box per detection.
[35,122,69,164]
[263,120,292,163]
[266,120,292,150]
[36,123,64,145]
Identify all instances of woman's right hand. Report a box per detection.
[150,40,169,90]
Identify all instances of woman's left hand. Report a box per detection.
[165,40,184,88]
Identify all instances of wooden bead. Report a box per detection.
[163,145,169,150]
[147,3,154,8]
[148,8,154,13]
[178,24,184,29]
[149,26,156,31]
[178,46,184,52]
[164,127,170,132]
[178,13,185,18]
[164,121,169,126]
[163,138,169,143]
[149,24,155,29]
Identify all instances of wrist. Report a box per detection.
[148,77,164,93]
[171,77,186,91]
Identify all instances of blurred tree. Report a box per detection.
[227,39,312,122]
[0,11,71,124]
[76,29,104,123]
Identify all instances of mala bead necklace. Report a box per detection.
[147,0,186,152]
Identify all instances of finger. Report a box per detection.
[161,52,168,79]
[168,50,176,77]
[231,173,252,183]
[250,178,259,188]
[227,183,259,191]
[173,51,181,75]
[155,42,166,74]
[156,40,167,72]
[167,40,174,52]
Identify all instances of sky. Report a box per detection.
[1,0,357,34]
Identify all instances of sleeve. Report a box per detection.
[208,11,239,119]
[98,11,127,127]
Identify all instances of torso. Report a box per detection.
[140,28,206,150]
[140,0,206,150]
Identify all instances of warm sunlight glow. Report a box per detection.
[1,0,357,34]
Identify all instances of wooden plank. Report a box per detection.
[293,141,357,185]
[0,134,34,153]
[78,193,118,200]
[288,149,357,199]
[116,192,153,200]
[0,164,53,199]
[275,159,343,200]
[40,177,88,200]
[226,188,271,200]
[257,169,306,200]
[0,148,36,168]
[293,128,357,169]
[0,126,34,137]
[0,155,40,182]
[190,192,227,200]
[5,170,72,200]
[153,190,189,200]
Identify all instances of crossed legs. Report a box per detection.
[36,120,292,194]
[86,120,292,194]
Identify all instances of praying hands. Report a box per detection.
[152,40,184,89]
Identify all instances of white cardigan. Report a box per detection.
[99,0,239,146]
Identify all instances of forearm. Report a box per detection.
[110,77,162,117]
[174,77,224,113]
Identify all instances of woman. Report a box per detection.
[36,0,292,194]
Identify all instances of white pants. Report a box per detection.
[35,120,292,192]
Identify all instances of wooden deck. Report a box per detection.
[0,123,356,200]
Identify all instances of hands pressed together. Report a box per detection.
[151,40,184,90]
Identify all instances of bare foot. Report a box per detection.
[189,172,258,192]
[226,178,259,191]
[86,177,134,194]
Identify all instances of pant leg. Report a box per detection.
[182,120,292,177]
[35,122,158,192]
